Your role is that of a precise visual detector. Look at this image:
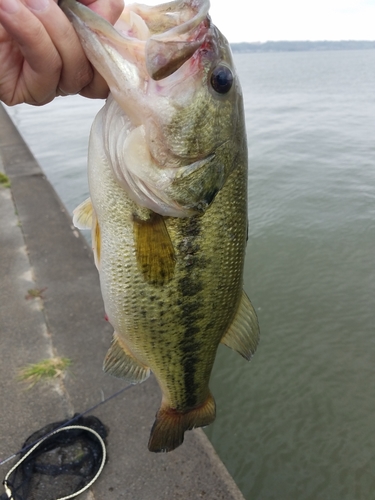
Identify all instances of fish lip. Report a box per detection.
[60,0,209,46]
[60,0,136,45]
[149,0,210,38]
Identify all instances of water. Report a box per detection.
[5,50,375,500]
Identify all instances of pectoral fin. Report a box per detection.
[103,333,150,384]
[73,197,101,269]
[133,212,176,285]
[221,291,260,360]
[73,198,93,230]
[93,218,101,269]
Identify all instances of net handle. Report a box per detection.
[3,425,107,500]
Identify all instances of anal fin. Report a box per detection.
[221,291,260,361]
[103,333,150,384]
[148,392,216,453]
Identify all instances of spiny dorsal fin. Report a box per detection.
[133,211,176,285]
[73,198,93,230]
[221,291,260,360]
[103,333,150,384]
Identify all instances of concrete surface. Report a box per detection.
[0,103,245,500]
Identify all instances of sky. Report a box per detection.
[136,0,375,43]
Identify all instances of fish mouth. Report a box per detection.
[60,0,211,80]
[59,0,213,129]
[60,0,232,218]
[142,1,211,80]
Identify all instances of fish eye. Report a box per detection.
[210,65,234,94]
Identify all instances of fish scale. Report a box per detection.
[63,0,259,452]
[94,122,248,408]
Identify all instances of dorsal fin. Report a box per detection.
[221,291,260,360]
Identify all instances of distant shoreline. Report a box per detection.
[230,41,375,53]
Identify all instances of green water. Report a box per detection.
[205,50,375,500]
[6,49,375,500]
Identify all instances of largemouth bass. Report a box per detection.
[61,0,259,452]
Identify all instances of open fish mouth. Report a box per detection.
[60,0,211,80]
[60,0,238,217]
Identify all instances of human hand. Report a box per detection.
[0,0,123,105]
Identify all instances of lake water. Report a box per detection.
[5,50,375,500]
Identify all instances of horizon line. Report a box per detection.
[230,39,375,44]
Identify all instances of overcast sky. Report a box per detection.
[137,0,375,43]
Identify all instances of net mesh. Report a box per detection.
[1,415,107,500]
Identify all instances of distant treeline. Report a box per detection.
[231,41,375,53]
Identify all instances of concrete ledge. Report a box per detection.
[0,103,244,500]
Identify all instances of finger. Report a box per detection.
[0,0,61,104]
[79,0,124,24]
[24,0,93,95]
[79,70,109,99]
[71,0,124,98]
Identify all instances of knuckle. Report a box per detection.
[60,64,93,95]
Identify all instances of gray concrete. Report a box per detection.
[0,103,244,500]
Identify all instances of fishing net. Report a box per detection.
[1,415,107,500]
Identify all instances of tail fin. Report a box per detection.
[148,393,216,452]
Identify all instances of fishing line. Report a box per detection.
[0,384,133,467]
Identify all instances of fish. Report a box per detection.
[60,0,259,452]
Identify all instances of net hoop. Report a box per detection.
[3,425,107,500]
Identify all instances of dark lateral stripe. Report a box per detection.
[177,215,204,409]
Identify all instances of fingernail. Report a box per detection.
[0,0,20,14]
[25,0,49,12]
